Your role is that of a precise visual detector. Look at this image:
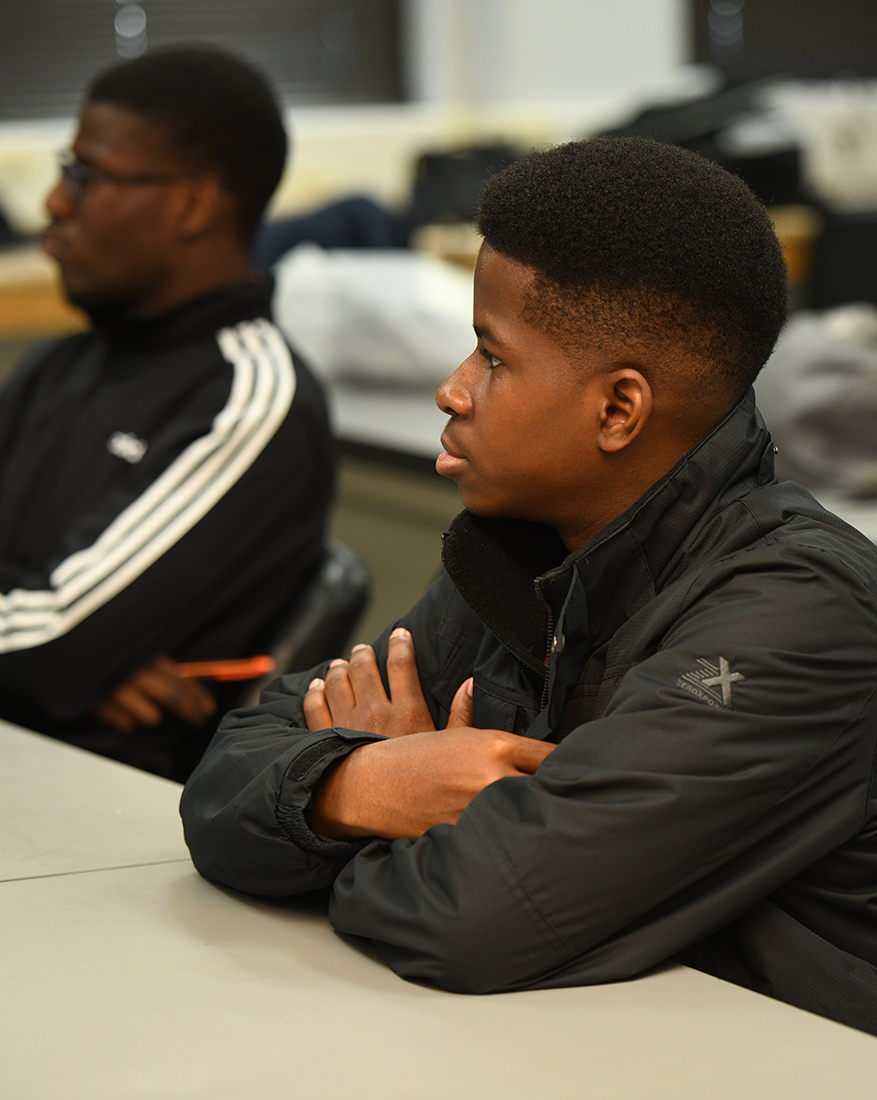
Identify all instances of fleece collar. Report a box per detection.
[441,390,776,673]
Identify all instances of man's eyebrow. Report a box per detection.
[473,324,505,347]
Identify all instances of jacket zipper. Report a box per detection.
[534,578,554,709]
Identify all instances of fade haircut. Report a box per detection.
[88,45,287,243]
[476,137,788,403]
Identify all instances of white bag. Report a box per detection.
[272,244,475,389]
[756,303,877,496]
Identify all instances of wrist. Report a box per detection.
[307,747,374,840]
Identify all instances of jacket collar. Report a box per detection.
[90,277,275,353]
[442,390,776,672]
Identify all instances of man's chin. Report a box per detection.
[456,494,508,520]
[63,288,128,325]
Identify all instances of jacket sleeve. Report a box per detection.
[0,320,334,725]
[186,543,877,994]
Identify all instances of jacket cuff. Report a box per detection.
[276,728,382,859]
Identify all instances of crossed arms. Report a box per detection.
[303,628,554,840]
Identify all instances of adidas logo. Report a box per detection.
[107,431,148,464]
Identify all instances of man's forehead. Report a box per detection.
[473,245,550,342]
[474,241,617,371]
[74,101,179,168]
[474,245,538,309]
[476,243,537,287]
[472,322,505,348]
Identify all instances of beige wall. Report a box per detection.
[405,0,687,106]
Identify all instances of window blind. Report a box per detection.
[0,0,403,121]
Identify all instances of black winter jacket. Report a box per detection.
[0,279,334,732]
[181,392,877,1034]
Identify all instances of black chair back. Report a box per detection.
[242,539,371,705]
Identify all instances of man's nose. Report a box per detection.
[45,178,75,221]
[435,355,475,416]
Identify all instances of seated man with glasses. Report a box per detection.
[0,46,335,780]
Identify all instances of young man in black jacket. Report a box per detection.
[182,139,877,1034]
[0,47,335,779]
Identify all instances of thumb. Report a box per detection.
[446,677,474,728]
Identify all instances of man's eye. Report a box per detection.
[480,348,501,368]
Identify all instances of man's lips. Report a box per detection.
[436,435,469,478]
[40,227,65,262]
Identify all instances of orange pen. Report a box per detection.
[175,655,277,681]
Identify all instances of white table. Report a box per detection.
[0,722,187,881]
[2,722,876,1099]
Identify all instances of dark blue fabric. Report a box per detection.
[253,196,412,271]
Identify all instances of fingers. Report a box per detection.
[303,677,334,732]
[323,656,356,715]
[94,697,140,733]
[508,736,556,775]
[104,683,164,728]
[303,634,437,738]
[308,655,369,731]
[446,677,474,728]
[385,628,425,703]
[171,676,216,726]
[136,661,216,727]
[346,643,388,700]
[96,656,221,733]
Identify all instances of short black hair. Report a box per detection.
[88,45,287,243]
[476,137,788,403]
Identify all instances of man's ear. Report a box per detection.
[174,175,231,240]
[596,368,652,453]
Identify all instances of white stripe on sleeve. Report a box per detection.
[0,318,296,653]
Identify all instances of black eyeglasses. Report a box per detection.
[57,153,198,204]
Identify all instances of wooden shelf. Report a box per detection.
[0,245,86,337]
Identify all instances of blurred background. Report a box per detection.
[3,0,877,638]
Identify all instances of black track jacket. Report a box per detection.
[0,279,334,731]
[181,392,877,1035]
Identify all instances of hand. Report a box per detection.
[304,627,467,738]
[309,725,556,840]
[95,655,217,733]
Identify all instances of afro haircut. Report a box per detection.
[476,137,788,402]
[88,45,287,243]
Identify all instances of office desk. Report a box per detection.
[0,245,85,338]
[0,723,187,881]
[1,723,876,1099]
